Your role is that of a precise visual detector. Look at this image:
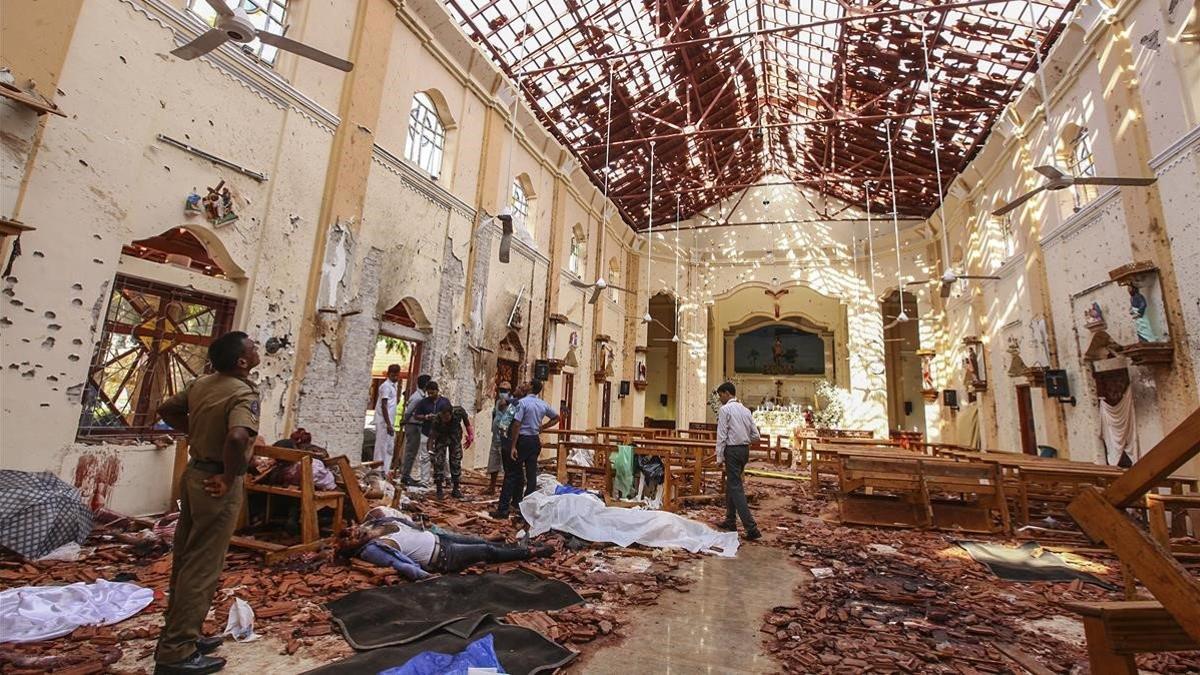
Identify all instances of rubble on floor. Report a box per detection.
[0,472,698,673]
[740,472,1200,674]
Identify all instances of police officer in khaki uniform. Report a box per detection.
[154,331,261,675]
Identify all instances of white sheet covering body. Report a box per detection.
[519,491,740,557]
[0,579,154,643]
[1099,391,1138,465]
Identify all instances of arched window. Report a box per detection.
[511,179,530,229]
[568,224,585,276]
[405,92,447,178]
[188,0,288,64]
[1064,126,1097,205]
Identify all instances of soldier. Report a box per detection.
[154,331,261,675]
[427,401,474,499]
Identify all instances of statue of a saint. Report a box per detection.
[1128,285,1158,342]
[967,346,982,385]
[772,336,784,365]
[637,361,647,381]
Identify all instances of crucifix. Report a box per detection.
[765,279,788,319]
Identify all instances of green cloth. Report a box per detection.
[611,444,635,499]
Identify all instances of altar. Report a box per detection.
[752,406,807,445]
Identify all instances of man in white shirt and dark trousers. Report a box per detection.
[714,382,761,540]
[373,364,401,474]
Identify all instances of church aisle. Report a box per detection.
[574,544,808,674]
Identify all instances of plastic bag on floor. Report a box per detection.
[222,597,260,642]
[610,445,635,499]
[380,634,504,675]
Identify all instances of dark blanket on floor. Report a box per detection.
[305,615,576,675]
[957,540,1117,589]
[327,569,585,649]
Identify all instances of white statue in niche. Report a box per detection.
[1029,315,1050,366]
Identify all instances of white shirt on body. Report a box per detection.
[378,527,438,566]
[716,397,759,463]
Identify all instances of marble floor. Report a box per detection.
[575,543,809,674]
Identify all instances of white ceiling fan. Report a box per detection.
[172,0,353,72]
[992,165,1155,216]
[992,45,1153,217]
[571,277,633,305]
[906,269,1001,299]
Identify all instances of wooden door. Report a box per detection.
[560,372,574,429]
[1015,384,1037,455]
[601,381,612,427]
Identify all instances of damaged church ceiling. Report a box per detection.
[443,0,1077,230]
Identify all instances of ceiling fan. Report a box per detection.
[906,269,1001,299]
[171,0,353,72]
[992,165,1156,217]
[992,47,1153,218]
[571,277,633,305]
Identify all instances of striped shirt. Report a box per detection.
[717,397,759,462]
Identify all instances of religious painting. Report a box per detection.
[733,324,824,375]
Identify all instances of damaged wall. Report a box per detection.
[0,0,650,514]
[934,0,1200,472]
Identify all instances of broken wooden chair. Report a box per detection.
[1065,406,1200,674]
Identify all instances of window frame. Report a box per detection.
[404,92,448,178]
[1065,127,1098,205]
[186,0,289,66]
[77,275,236,439]
[511,180,530,230]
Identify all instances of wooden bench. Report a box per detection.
[1146,493,1200,554]
[1063,601,1199,674]
[234,447,367,562]
[835,454,1008,533]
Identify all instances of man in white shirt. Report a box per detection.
[715,381,761,540]
[373,364,401,473]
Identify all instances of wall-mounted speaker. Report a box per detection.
[618,380,631,397]
[533,359,550,381]
[660,394,668,407]
[943,389,959,409]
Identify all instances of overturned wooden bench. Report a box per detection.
[1063,601,1199,674]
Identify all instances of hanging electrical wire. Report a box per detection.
[883,118,908,330]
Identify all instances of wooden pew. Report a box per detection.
[1063,601,1199,674]
[1065,406,1200,660]
[834,454,1008,533]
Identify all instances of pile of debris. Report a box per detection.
[0,479,703,672]
[739,475,1200,674]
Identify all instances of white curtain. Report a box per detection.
[1099,390,1137,465]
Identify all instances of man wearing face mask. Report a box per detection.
[487,381,512,494]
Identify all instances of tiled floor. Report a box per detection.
[577,544,808,674]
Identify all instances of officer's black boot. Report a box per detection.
[451,481,463,499]
[435,482,444,499]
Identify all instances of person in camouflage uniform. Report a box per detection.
[428,403,474,498]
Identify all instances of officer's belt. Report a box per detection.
[189,459,226,474]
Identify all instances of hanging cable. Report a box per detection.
[600,66,616,225]
[674,193,681,340]
[865,181,876,303]
[920,28,952,280]
[884,118,906,323]
[644,141,655,320]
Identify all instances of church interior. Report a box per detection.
[2,0,1200,672]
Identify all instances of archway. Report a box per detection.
[79,227,239,437]
[880,290,924,434]
[645,292,678,425]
